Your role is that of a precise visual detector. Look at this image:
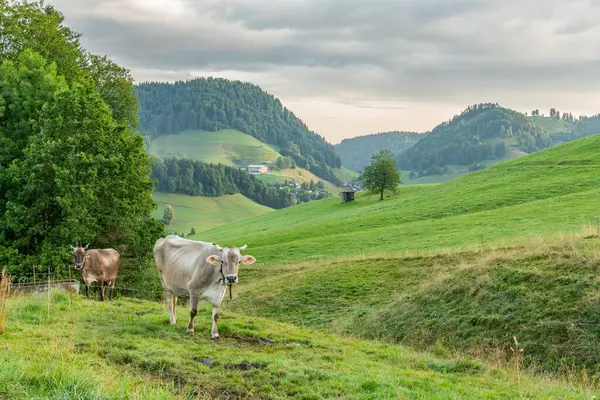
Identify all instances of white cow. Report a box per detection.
[153,235,256,339]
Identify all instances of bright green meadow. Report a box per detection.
[0,292,594,399]
[148,129,281,167]
[152,192,273,235]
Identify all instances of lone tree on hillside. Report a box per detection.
[163,205,174,226]
[360,149,400,200]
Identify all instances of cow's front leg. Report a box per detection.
[165,293,176,325]
[85,285,89,299]
[211,306,220,340]
[186,296,199,335]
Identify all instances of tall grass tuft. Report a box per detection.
[0,268,12,334]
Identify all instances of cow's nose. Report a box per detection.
[226,275,237,284]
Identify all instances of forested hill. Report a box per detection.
[397,103,551,173]
[335,131,424,172]
[135,79,342,185]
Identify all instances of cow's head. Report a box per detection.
[70,242,90,269]
[206,244,255,285]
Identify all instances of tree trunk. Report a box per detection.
[380,187,384,200]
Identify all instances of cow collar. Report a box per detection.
[218,260,233,302]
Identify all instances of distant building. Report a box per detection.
[248,164,269,174]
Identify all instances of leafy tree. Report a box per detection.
[163,205,174,226]
[189,227,196,236]
[0,50,161,268]
[360,150,400,201]
[0,0,165,273]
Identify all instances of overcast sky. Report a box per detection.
[49,0,600,143]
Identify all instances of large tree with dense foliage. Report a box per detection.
[0,1,163,272]
[134,79,342,185]
[360,150,400,201]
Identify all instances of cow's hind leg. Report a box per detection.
[165,293,176,325]
[109,280,116,300]
[186,296,199,335]
[172,296,177,322]
[98,281,105,302]
[211,306,220,340]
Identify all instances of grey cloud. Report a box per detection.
[49,0,600,104]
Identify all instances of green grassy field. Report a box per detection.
[180,134,600,377]
[148,129,281,167]
[0,292,595,399]
[254,173,289,185]
[530,115,576,135]
[152,192,272,235]
[334,167,360,182]
[194,134,600,264]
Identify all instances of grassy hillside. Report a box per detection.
[256,168,350,192]
[152,192,272,235]
[229,231,600,374]
[334,167,360,182]
[195,134,600,263]
[148,129,281,167]
[185,134,600,376]
[267,168,344,193]
[529,115,576,135]
[0,292,593,399]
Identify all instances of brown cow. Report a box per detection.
[71,242,120,301]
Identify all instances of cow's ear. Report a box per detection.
[206,255,222,265]
[241,255,256,265]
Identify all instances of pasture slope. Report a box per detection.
[193,134,600,378]
[152,192,273,235]
[149,128,343,193]
[0,292,592,399]
[148,129,281,167]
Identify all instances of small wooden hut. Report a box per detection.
[340,191,356,203]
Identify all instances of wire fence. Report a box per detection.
[8,277,600,330]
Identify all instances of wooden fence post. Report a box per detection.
[32,265,36,285]
[68,264,73,306]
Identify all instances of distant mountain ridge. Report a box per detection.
[334,131,424,172]
[135,78,342,185]
[397,103,551,173]
[338,104,600,181]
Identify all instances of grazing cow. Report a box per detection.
[71,242,120,301]
[153,235,256,339]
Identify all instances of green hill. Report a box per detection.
[148,129,281,167]
[136,78,342,185]
[198,134,600,263]
[335,131,424,172]
[152,192,272,235]
[397,103,550,175]
[529,115,576,135]
[190,134,600,375]
[2,293,590,399]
